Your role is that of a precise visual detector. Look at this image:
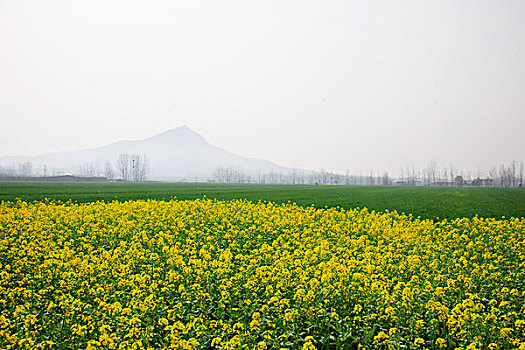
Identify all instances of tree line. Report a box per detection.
[397,160,524,187]
[1,158,523,187]
[0,153,150,182]
[213,167,392,186]
[213,160,524,187]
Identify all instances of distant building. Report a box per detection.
[430,181,455,187]
[470,178,495,187]
[392,180,422,186]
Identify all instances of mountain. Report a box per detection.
[0,126,294,181]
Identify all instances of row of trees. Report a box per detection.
[2,158,523,187]
[0,154,150,182]
[213,167,392,186]
[213,160,524,187]
[76,154,150,182]
[115,154,149,182]
[398,160,524,187]
[0,161,34,177]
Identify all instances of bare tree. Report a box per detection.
[291,168,297,185]
[138,154,149,182]
[79,162,98,176]
[449,164,455,184]
[380,171,390,186]
[104,161,115,180]
[118,153,149,182]
[118,154,130,181]
[518,162,524,187]
[488,166,498,187]
[498,164,512,187]
[510,160,517,187]
[17,162,33,177]
[425,160,438,186]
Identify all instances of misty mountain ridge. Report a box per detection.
[0,126,294,181]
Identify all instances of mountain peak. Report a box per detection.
[165,124,196,134]
[145,125,208,145]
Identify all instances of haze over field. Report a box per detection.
[0,126,294,181]
[1,1,524,175]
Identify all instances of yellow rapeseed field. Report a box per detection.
[0,199,524,350]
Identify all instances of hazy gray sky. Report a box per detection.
[1,0,524,174]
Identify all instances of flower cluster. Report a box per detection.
[0,199,524,349]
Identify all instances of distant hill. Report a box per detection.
[0,126,295,181]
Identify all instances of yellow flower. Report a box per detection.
[302,341,316,350]
[211,337,222,348]
[1,198,524,349]
[414,338,425,347]
[388,327,399,336]
[435,338,446,348]
[466,342,479,350]
[500,328,513,337]
[373,331,389,344]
